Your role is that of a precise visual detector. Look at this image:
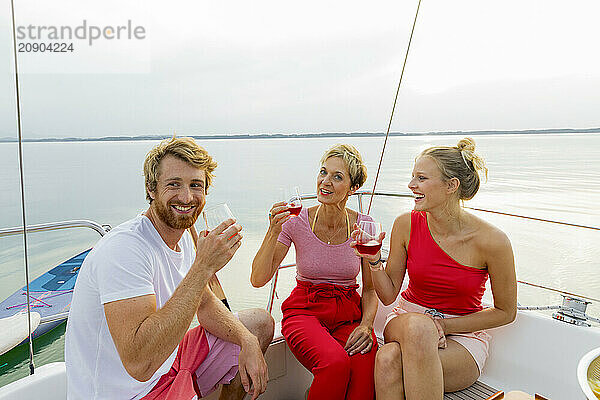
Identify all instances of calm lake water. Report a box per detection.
[1,133,599,387]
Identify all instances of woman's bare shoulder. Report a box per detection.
[390,212,413,245]
[347,207,359,219]
[393,211,412,230]
[470,213,512,253]
[306,205,318,222]
[307,205,319,214]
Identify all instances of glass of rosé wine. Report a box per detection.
[282,186,302,216]
[355,221,384,256]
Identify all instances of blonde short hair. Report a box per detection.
[143,137,217,203]
[320,144,367,189]
[420,137,488,200]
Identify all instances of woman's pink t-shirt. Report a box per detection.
[277,207,373,286]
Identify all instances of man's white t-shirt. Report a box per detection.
[65,215,196,399]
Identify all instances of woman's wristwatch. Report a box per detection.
[368,257,384,271]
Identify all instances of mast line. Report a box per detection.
[368,0,422,214]
[9,0,36,375]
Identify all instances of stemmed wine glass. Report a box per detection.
[355,221,384,255]
[282,187,302,216]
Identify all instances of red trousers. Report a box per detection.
[281,280,377,400]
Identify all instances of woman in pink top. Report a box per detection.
[251,144,378,400]
[354,138,517,399]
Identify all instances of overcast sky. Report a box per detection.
[1,0,599,138]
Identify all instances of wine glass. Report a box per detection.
[202,203,236,231]
[355,221,383,256]
[282,186,302,216]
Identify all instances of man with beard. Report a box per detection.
[65,137,274,400]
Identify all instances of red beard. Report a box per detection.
[153,199,202,230]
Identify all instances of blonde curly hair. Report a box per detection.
[143,137,217,203]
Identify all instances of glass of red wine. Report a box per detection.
[283,186,302,216]
[355,221,383,256]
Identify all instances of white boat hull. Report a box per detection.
[0,362,65,399]
[2,309,599,399]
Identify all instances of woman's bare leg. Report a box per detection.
[384,313,443,400]
[374,342,404,400]
[439,339,480,393]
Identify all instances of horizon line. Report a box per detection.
[1,127,599,143]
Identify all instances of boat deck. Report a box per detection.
[444,381,498,400]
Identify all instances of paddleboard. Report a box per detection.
[0,249,90,353]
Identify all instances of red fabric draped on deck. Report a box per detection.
[142,326,209,400]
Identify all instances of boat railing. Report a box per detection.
[266,190,600,325]
[0,220,111,239]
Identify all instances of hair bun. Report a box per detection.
[456,137,488,180]
[420,138,487,199]
[457,137,476,153]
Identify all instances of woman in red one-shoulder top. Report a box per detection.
[353,138,517,399]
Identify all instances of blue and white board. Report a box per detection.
[0,249,90,355]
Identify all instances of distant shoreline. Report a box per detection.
[1,128,599,143]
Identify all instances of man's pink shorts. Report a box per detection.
[142,324,240,399]
[195,329,241,396]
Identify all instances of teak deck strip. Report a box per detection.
[444,381,498,400]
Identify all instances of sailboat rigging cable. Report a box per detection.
[9,0,36,375]
[367,0,423,214]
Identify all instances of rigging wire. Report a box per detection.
[465,206,600,231]
[517,280,600,303]
[468,206,600,302]
[368,0,422,214]
[9,0,36,375]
